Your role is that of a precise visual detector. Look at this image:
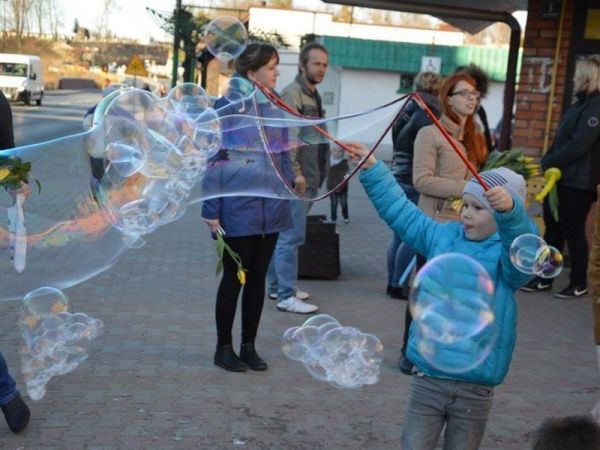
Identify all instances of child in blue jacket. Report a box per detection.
[346,142,537,450]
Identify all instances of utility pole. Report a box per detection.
[171,0,182,88]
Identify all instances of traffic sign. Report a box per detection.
[125,54,148,77]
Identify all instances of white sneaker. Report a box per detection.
[269,289,309,301]
[277,296,319,314]
[295,288,310,300]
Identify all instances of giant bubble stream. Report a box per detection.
[0,80,404,301]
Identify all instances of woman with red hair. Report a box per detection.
[398,73,488,375]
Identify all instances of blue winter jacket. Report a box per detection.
[201,88,294,237]
[360,161,537,386]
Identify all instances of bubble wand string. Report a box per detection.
[254,81,489,191]
[252,80,406,201]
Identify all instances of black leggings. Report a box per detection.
[215,233,278,347]
[543,184,597,286]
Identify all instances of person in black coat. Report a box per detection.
[387,71,442,301]
[522,55,600,298]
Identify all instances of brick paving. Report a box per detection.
[0,178,598,449]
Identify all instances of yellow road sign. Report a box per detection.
[125,54,148,77]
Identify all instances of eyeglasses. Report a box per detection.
[450,89,481,100]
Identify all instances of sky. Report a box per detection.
[59,1,527,43]
[59,0,328,42]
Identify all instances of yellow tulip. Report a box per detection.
[0,167,9,180]
[237,268,246,285]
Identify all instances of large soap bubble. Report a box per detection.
[282,314,384,389]
[409,253,497,373]
[0,81,404,301]
[510,233,563,278]
[204,16,248,62]
[19,287,104,401]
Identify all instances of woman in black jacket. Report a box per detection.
[522,55,600,298]
[387,71,442,301]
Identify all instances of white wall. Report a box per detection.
[249,7,464,51]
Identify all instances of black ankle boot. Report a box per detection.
[214,345,247,372]
[240,343,267,371]
[1,393,30,433]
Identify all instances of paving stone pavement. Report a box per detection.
[0,178,598,449]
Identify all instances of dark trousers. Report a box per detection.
[330,185,349,221]
[543,184,597,287]
[215,233,278,347]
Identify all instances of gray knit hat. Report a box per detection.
[462,167,526,213]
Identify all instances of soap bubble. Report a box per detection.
[0,82,405,301]
[19,287,103,401]
[510,234,564,278]
[410,253,495,343]
[282,314,383,389]
[510,234,547,275]
[408,253,497,373]
[223,77,255,103]
[204,16,248,62]
[532,245,563,278]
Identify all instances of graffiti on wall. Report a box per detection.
[525,57,553,93]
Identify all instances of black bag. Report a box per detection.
[298,215,340,279]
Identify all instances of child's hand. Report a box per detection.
[344,142,377,169]
[484,186,513,212]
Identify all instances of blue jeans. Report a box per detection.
[401,375,494,450]
[267,193,313,302]
[387,183,419,287]
[0,351,18,406]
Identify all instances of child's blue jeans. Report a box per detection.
[401,374,494,450]
[0,351,18,406]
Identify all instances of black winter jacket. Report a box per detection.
[391,91,441,186]
[542,92,600,192]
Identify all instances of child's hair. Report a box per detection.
[531,415,600,450]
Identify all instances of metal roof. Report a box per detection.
[320,0,528,34]
[322,36,521,81]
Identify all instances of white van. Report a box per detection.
[0,54,44,106]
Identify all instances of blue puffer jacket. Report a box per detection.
[360,161,537,386]
[201,87,295,237]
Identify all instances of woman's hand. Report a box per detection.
[9,182,30,200]
[484,186,513,212]
[344,142,377,169]
[204,218,221,234]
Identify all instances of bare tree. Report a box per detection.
[96,0,117,40]
[10,0,31,43]
[31,0,44,35]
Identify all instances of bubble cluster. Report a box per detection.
[92,84,221,242]
[0,79,404,301]
[19,287,103,401]
[409,254,497,373]
[204,16,248,62]
[510,233,563,278]
[282,314,383,389]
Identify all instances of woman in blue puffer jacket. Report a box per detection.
[202,43,294,373]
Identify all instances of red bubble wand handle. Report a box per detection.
[411,92,489,190]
